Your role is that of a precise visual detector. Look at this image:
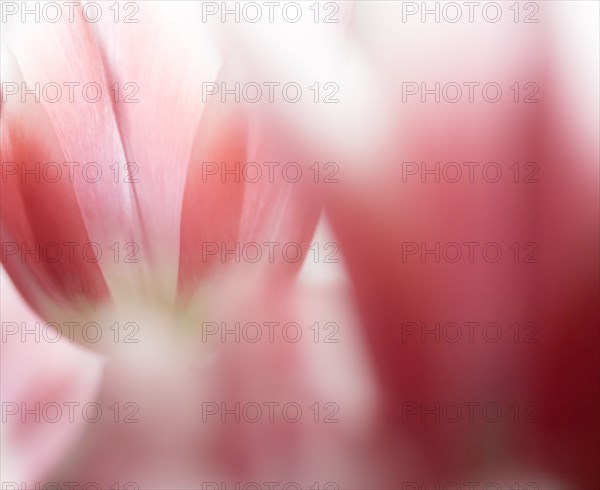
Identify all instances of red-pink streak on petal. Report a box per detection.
[1,66,109,312]
[2,4,139,256]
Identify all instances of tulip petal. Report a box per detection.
[177,102,320,295]
[91,2,221,300]
[1,4,139,261]
[1,47,109,312]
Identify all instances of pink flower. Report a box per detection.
[1,2,598,490]
[317,3,600,488]
[1,2,323,486]
[1,1,319,348]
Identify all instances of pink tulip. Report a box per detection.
[1,1,319,348]
[1,2,323,486]
[317,3,599,488]
[1,2,598,489]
